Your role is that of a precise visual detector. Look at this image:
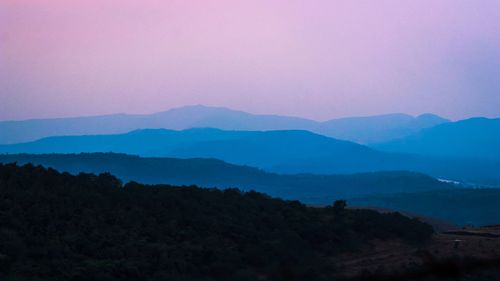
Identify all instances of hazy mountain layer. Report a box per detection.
[373,117,500,160]
[0,105,449,144]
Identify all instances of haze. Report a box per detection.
[1,0,499,121]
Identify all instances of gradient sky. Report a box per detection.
[1,0,499,121]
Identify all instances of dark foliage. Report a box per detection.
[0,163,433,281]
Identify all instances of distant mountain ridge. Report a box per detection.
[0,153,455,203]
[315,113,448,144]
[0,105,449,144]
[1,128,499,185]
[373,117,500,160]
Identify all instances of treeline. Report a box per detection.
[0,163,433,281]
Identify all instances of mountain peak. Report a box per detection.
[416,113,449,121]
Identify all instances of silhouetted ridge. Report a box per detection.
[0,153,455,203]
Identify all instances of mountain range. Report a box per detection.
[1,128,499,185]
[0,105,449,144]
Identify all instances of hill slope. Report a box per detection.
[0,163,433,281]
[0,153,455,202]
[374,118,500,160]
[0,105,448,144]
[350,188,500,226]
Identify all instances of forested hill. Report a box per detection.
[0,153,454,203]
[0,163,433,281]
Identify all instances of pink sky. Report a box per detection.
[1,0,499,121]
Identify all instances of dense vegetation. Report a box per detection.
[0,163,433,281]
[0,153,454,203]
[351,189,500,226]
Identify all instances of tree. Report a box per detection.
[333,200,347,213]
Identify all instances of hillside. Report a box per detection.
[0,163,434,281]
[1,128,498,185]
[0,153,455,203]
[373,118,500,160]
[0,105,448,144]
[350,188,500,226]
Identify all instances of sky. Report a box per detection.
[1,0,499,121]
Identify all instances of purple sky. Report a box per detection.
[1,0,499,121]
